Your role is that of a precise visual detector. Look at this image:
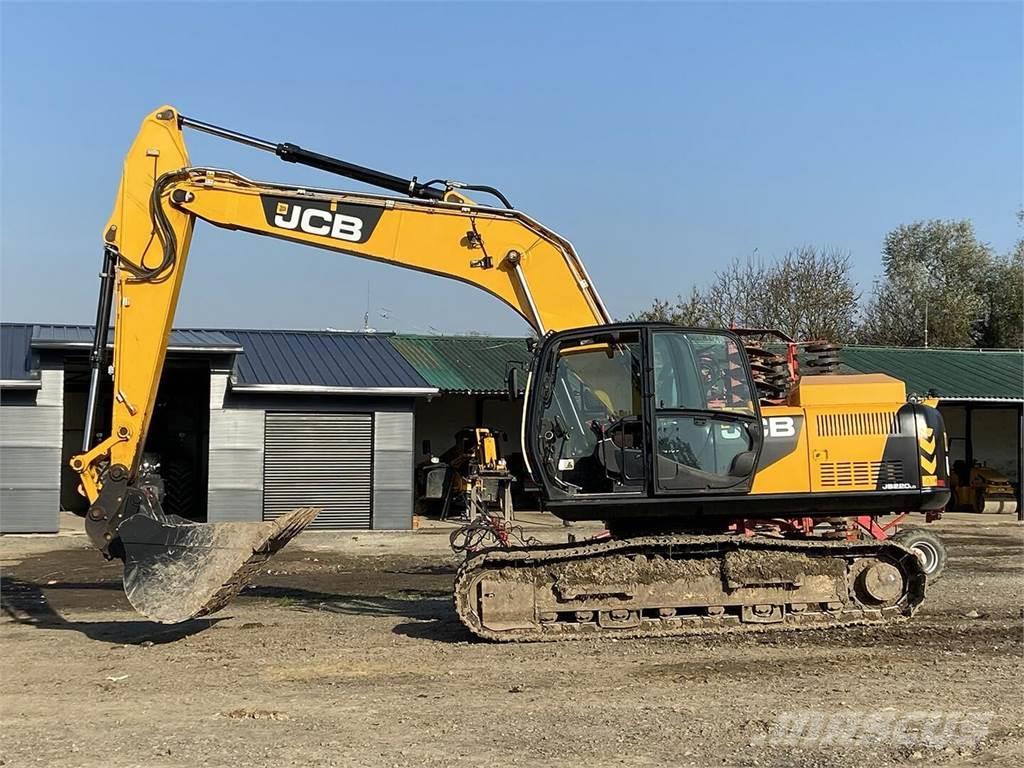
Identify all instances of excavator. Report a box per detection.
[70,106,951,640]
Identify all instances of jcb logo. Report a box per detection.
[720,417,797,440]
[763,416,796,438]
[260,195,382,244]
[274,202,364,242]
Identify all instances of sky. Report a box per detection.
[1,1,1020,336]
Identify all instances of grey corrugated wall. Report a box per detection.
[372,410,414,529]
[207,372,264,523]
[0,369,63,533]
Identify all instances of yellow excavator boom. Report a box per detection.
[69,106,611,621]
[72,105,609,503]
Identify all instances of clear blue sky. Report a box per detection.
[2,1,1020,335]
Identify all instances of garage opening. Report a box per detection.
[263,412,373,529]
[62,358,211,521]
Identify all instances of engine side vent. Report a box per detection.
[819,460,904,488]
[816,411,901,437]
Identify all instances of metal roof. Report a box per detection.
[389,334,533,394]
[840,346,1024,402]
[31,324,243,353]
[6,319,1021,402]
[0,324,38,388]
[223,329,436,395]
[388,335,1022,401]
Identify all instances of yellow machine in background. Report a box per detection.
[418,428,516,520]
[949,461,1019,514]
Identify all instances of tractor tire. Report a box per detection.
[161,460,197,520]
[892,528,947,582]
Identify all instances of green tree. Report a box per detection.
[859,220,994,347]
[977,213,1023,348]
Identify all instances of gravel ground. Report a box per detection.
[1,513,1021,768]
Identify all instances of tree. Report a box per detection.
[976,212,1023,348]
[633,247,859,342]
[632,288,708,326]
[859,220,994,347]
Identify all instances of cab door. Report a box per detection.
[529,328,647,498]
[647,329,762,495]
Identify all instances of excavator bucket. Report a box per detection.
[116,506,321,623]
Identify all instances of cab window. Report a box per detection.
[538,335,643,494]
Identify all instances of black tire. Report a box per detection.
[892,528,947,582]
[160,460,196,520]
[972,490,987,514]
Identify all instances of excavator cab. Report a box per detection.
[527,324,763,512]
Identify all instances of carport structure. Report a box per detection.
[841,346,1024,506]
[388,334,533,466]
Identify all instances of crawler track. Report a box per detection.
[454,535,926,642]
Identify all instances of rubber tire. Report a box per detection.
[892,528,947,582]
[161,461,196,521]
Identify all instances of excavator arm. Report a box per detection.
[70,106,609,622]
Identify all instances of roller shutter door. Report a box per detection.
[264,412,373,529]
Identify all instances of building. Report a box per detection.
[390,334,532,464]
[1,324,437,533]
[1,322,1021,533]
[840,346,1024,496]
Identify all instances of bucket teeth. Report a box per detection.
[118,506,320,623]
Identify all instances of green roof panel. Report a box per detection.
[840,347,1024,401]
[392,335,1022,402]
[389,335,533,395]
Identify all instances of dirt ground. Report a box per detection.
[1,513,1021,768]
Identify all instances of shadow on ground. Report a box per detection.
[246,585,474,643]
[1,578,473,644]
[1,578,219,644]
